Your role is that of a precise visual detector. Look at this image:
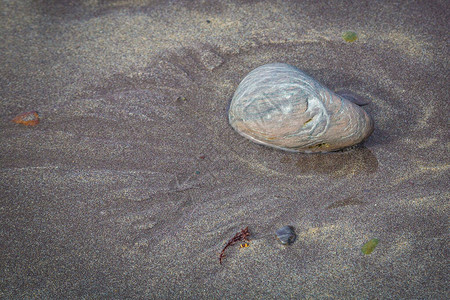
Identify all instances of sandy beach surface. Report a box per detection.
[1,0,448,298]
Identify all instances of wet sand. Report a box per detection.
[1,0,448,298]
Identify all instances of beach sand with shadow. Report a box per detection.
[0,0,448,298]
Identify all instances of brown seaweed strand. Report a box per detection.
[219,227,250,264]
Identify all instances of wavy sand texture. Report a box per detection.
[0,0,448,298]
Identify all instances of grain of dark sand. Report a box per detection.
[1,0,448,298]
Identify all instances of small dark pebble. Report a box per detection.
[206,20,211,23]
[276,225,296,245]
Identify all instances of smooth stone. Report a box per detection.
[228,63,374,153]
[276,225,296,245]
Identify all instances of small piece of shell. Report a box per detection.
[11,111,40,126]
[361,238,379,254]
[276,226,296,245]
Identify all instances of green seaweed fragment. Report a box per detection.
[342,31,358,42]
[361,238,379,254]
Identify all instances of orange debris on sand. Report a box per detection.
[219,227,250,265]
[11,111,40,126]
